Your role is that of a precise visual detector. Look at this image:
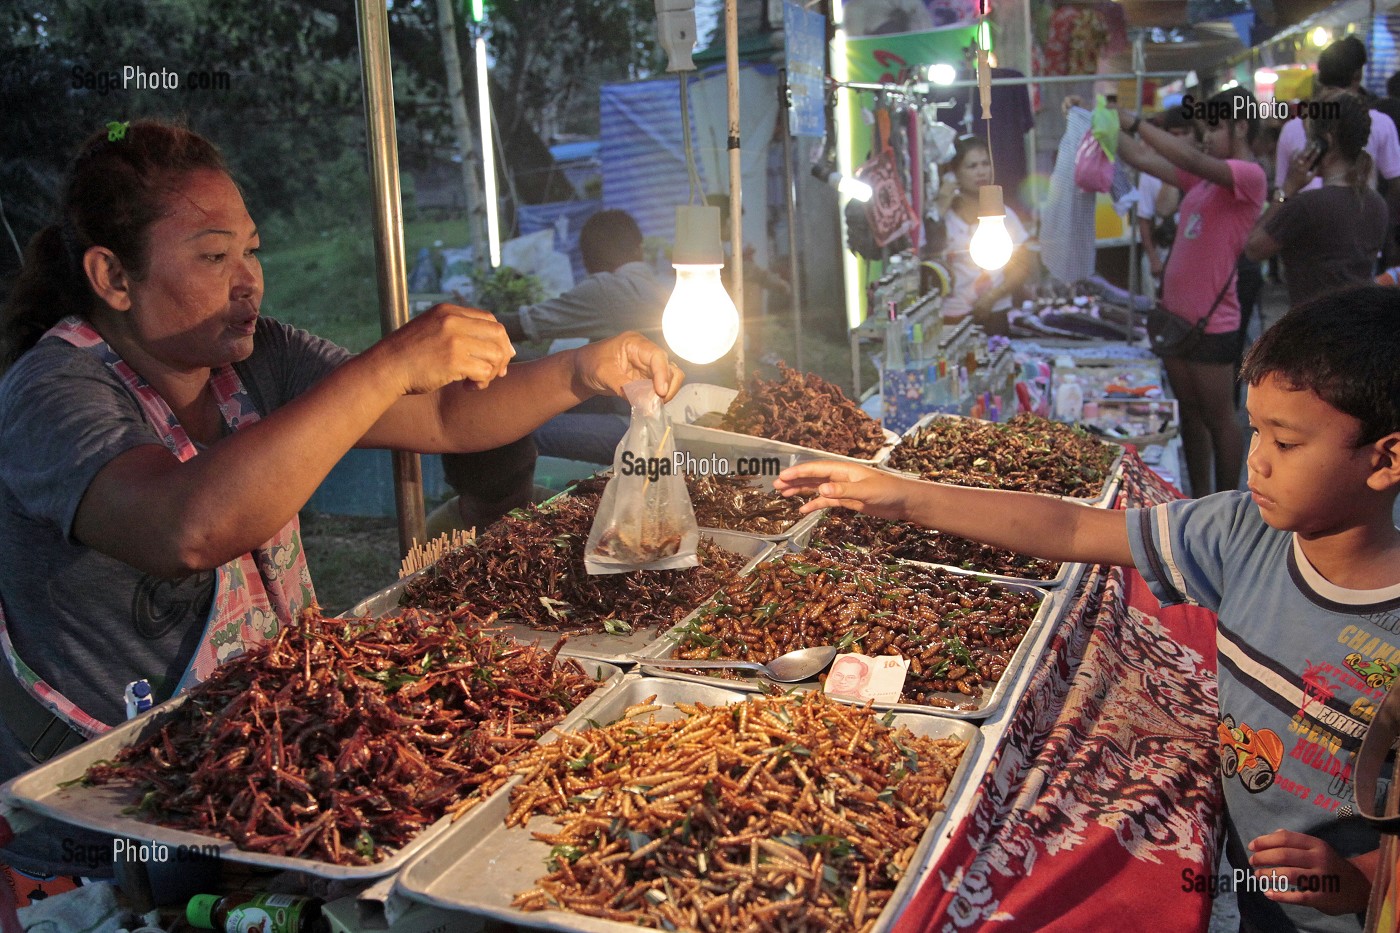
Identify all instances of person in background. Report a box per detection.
[930,135,1034,335]
[775,284,1400,933]
[438,210,675,534]
[1246,94,1388,316]
[1135,104,1196,297]
[0,121,681,876]
[1114,87,1266,497]
[1372,70,1400,139]
[1275,37,1400,263]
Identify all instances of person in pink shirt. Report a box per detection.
[1116,88,1268,496]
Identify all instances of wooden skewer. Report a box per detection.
[399,527,474,578]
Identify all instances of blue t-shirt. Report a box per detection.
[1128,491,1400,933]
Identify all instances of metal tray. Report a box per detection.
[630,549,1060,720]
[0,658,626,881]
[344,530,773,664]
[788,511,1073,590]
[884,412,1125,508]
[394,676,982,932]
[664,383,898,467]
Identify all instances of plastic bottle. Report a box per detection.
[124,680,152,719]
[186,893,326,933]
[884,307,905,371]
[1056,375,1084,423]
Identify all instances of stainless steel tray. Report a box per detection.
[0,658,625,881]
[664,383,898,467]
[788,511,1074,590]
[394,676,982,932]
[631,550,1060,720]
[344,530,773,664]
[885,412,1125,508]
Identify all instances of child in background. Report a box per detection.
[776,285,1400,933]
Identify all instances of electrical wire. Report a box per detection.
[678,74,705,205]
[0,192,21,266]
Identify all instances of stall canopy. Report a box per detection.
[1118,0,1400,79]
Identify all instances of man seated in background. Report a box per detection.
[438,209,688,533]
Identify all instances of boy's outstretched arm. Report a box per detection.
[1248,830,1376,914]
[774,461,1136,568]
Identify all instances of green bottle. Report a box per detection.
[186,892,326,933]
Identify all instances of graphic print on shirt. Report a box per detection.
[1342,652,1398,691]
[1218,714,1284,793]
[1180,212,1203,241]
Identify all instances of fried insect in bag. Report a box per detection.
[584,380,699,573]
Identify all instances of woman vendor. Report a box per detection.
[0,120,681,873]
[929,135,1033,334]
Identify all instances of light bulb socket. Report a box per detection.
[978,185,1005,218]
[672,204,724,265]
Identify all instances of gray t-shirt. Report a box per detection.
[1265,185,1389,310]
[1128,492,1400,933]
[0,317,349,780]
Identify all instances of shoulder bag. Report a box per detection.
[1147,250,1236,357]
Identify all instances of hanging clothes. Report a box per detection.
[1043,4,1109,77]
[1041,105,1097,285]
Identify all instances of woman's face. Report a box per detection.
[121,168,263,372]
[1201,119,1235,159]
[955,147,993,194]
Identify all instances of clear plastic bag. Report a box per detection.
[584,380,699,574]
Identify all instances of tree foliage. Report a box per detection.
[480,0,663,141]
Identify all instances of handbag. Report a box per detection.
[1147,260,1236,358]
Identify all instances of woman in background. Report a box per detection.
[930,135,1034,335]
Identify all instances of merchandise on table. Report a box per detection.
[717,362,887,458]
[82,608,603,865]
[812,510,1062,582]
[187,892,324,933]
[507,691,968,932]
[666,546,1042,710]
[887,412,1120,499]
[399,489,747,633]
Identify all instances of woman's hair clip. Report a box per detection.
[106,121,130,142]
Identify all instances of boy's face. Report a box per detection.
[1245,374,1380,534]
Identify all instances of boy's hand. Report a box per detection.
[774,461,908,519]
[1247,830,1372,914]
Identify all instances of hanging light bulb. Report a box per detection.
[969,185,1013,271]
[1309,26,1331,48]
[662,205,740,365]
[927,62,957,85]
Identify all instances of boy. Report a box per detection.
[775,286,1400,932]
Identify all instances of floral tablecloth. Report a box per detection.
[894,454,1223,932]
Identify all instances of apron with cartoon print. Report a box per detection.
[0,315,315,739]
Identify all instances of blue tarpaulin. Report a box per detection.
[517,198,602,282]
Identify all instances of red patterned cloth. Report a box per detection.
[893,454,1222,932]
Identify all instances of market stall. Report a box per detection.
[0,367,1218,932]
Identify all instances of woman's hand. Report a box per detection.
[571,332,684,402]
[1247,830,1373,914]
[774,461,911,519]
[365,303,515,395]
[1283,145,1320,199]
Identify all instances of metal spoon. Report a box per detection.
[628,645,839,683]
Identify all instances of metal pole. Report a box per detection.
[779,69,805,372]
[725,0,745,382]
[354,0,427,554]
[1127,36,1146,344]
